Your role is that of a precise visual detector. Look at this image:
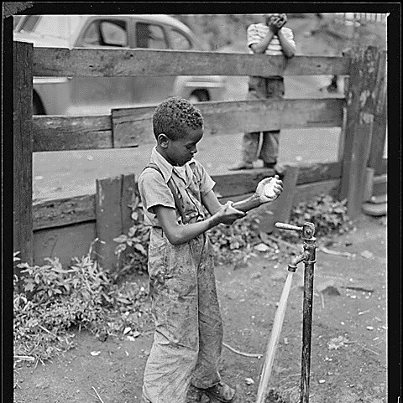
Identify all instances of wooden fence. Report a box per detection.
[13,42,387,270]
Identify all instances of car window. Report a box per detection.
[13,15,24,30]
[169,29,192,50]
[15,15,40,32]
[136,23,167,49]
[81,22,100,46]
[80,19,128,47]
[100,21,127,47]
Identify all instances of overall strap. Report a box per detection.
[143,163,186,220]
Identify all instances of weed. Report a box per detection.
[113,194,150,278]
[14,246,150,366]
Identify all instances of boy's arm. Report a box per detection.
[277,29,296,58]
[201,190,224,215]
[202,176,283,214]
[250,30,276,54]
[155,202,245,245]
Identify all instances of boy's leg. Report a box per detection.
[228,131,259,170]
[191,237,223,388]
[229,86,263,171]
[191,237,236,402]
[259,77,284,172]
[259,129,280,166]
[143,233,201,403]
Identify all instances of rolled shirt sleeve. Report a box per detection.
[138,170,175,218]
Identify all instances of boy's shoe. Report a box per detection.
[186,385,204,402]
[263,162,285,179]
[228,162,254,171]
[203,381,236,402]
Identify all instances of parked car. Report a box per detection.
[13,14,227,115]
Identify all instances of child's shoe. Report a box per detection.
[186,384,204,402]
[203,381,236,402]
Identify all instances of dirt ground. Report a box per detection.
[13,213,390,403]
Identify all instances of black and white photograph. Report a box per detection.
[3,2,400,402]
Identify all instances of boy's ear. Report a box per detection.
[157,133,169,148]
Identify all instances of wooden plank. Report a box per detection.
[33,115,113,151]
[212,162,341,198]
[339,46,380,218]
[292,161,341,185]
[292,179,340,206]
[13,41,34,266]
[32,99,343,152]
[33,194,95,230]
[33,222,96,268]
[212,169,275,198]
[112,99,344,148]
[121,174,137,234]
[33,48,350,77]
[259,165,300,233]
[95,176,124,271]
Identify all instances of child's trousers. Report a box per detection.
[142,228,223,403]
[241,76,284,165]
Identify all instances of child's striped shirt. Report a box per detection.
[247,23,295,55]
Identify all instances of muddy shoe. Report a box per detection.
[186,384,204,402]
[203,381,236,402]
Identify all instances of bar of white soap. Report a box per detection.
[264,179,277,198]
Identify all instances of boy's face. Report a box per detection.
[163,126,204,167]
[265,13,286,25]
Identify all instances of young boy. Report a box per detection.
[138,97,283,403]
[229,13,296,175]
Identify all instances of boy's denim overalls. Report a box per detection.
[139,150,223,402]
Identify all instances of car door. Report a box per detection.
[131,20,176,105]
[72,16,135,114]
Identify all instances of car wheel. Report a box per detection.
[33,93,45,115]
[188,90,209,103]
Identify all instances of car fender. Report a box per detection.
[33,77,73,115]
[173,75,227,100]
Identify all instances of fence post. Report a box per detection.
[339,46,381,218]
[13,41,34,266]
[367,50,387,174]
[95,174,136,272]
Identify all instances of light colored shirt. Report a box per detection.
[138,147,215,227]
[247,23,295,55]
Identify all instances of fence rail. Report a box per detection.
[32,48,351,77]
[33,98,344,151]
[13,43,387,270]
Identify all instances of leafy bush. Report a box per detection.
[208,210,262,266]
[281,194,353,242]
[14,247,150,365]
[113,194,150,278]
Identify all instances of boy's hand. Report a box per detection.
[255,175,283,203]
[215,201,246,225]
[267,14,287,33]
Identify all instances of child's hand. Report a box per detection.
[266,14,287,33]
[276,14,287,28]
[215,201,246,225]
[267,14,287,33]
[255,175,283,203]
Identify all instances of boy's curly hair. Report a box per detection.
[153,97,204,140]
